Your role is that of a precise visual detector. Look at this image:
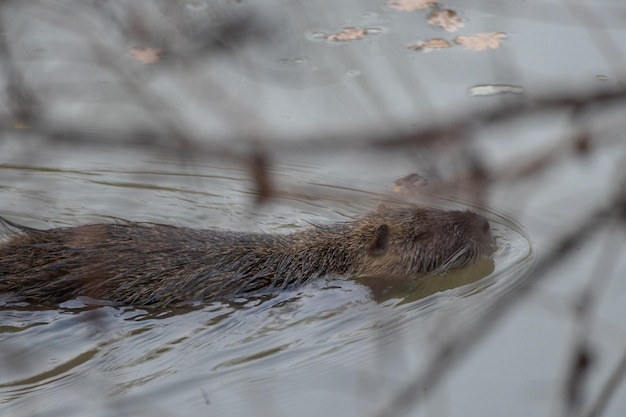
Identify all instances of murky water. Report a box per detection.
[0,141,533,417]
[2,0,626,416]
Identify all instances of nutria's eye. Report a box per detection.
[368,224,390,256]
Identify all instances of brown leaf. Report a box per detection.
[325,27,368,42]
[394,173,429,197]
[130,47,163,64]
[408,38,452,52]
[13,121,30,129]
[428,10,464,32]
[388,0,438,11]
[454,32,506,51]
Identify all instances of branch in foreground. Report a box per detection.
[372,201,620,417]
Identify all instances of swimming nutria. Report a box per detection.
[0,206,493,307]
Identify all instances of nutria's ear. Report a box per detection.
[368,224,390,256]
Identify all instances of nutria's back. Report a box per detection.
[0,206,493,307]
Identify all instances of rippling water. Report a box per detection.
[3,0,625,415]
[0,142,533,417]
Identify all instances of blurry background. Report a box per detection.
[1,0,625,416]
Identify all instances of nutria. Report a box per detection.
[0,206,493,307]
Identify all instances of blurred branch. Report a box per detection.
[373,194,624,417]
[562,210,625,416]
[5,86,625,153]
[0,4,41,127]
[583,347,626,417]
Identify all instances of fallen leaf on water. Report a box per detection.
[14,121,30,129]
[454,32,506,51]
[394,173,429,197]
[131,47,163,64]
[325,27,368,42]
[428,9,464,32]
[407,38,452,52]
[388,0,438,11]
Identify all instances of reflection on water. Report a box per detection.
[358,257,495,304]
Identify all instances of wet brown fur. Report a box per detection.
[0,206,493,307]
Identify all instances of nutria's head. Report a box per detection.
[354,206,493,277]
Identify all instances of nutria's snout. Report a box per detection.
[480,217,496,255]
[433,210,495,273]
[474,214,494,249]
[480,216,491,235]
[458,211,495,259]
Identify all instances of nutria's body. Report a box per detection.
[0,206,493,307]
